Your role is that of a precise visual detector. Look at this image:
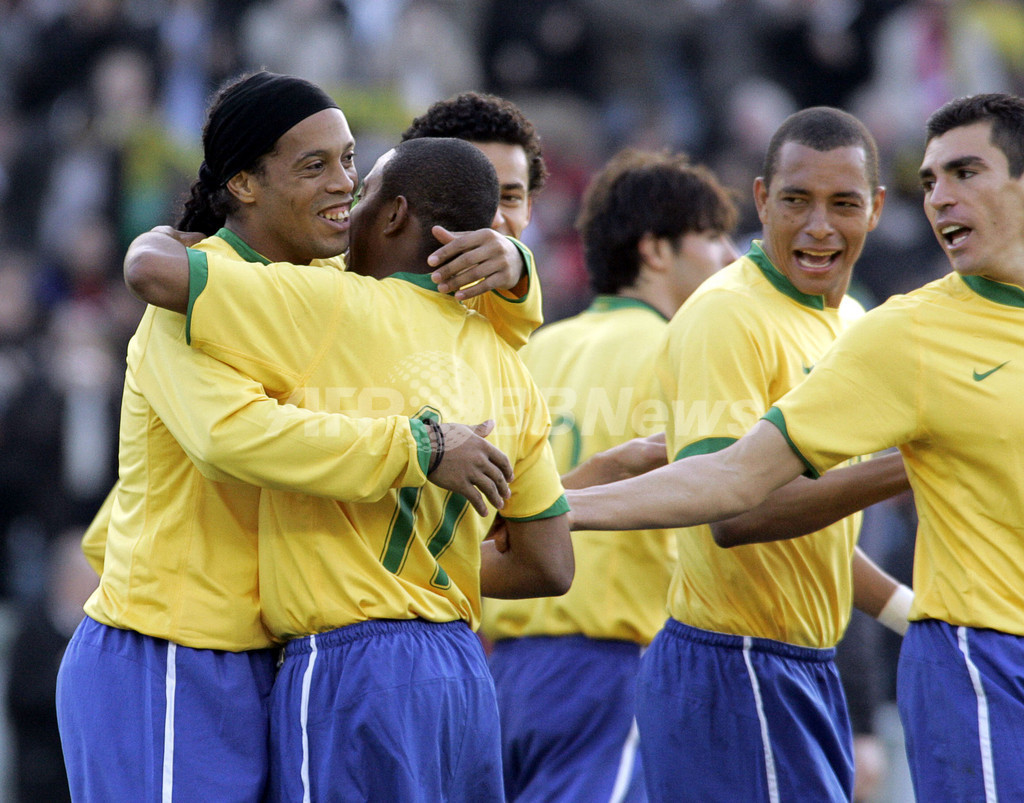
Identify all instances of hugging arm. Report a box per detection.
[480,514,574,599]
[566,420,806,531]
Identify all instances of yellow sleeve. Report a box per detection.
[464,238,543,351]
[658,292,771,460]
[185,249,345,392]
[134,308,430,501]
[768,307,921,474]
[81,483,116,575]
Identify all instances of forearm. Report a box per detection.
[192,398,426,500]
[711,451,909,547]
[567,421,803,531]
[124,229,192,313]
[561,433,667,490]
[136,331,428,500]
[480,515,574,598]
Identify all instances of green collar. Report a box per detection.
[388,271,444,292]
[960,274,1024,308]
[587,294,669,321]
[748,240,826,311]
[215,228,270,264]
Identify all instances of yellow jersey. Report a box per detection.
[482,296,677,645]
[768,271,1024,636]
[661,242,865,648]
[185,251,567,639]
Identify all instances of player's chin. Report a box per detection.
[309,232,349,261]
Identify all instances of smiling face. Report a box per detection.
[470,141,532,239]
[919,121,1024,283]
[754,141,884,307]
[232,108,357,264]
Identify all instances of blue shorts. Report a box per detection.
[489,635,646,802]
[898,619,1024,802]
[269,618,502,803]
[56,616,276,802]
[635,619,852,803]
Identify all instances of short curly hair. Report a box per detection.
[402,92,548,195]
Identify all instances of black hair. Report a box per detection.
[926,93,1024,178]
[177,70,338,233]
[762,107,881,191]
[402,92,547,195]
[576,149,738,295]
[380,138,499,263]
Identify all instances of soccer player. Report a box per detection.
[56,72,543,801]
[480,148,739,802]
[568,93,1024,802]
[126,136,574,801]
[569,107,912,802]
[402,91,546,246]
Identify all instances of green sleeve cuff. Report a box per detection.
[674,436,737,462]
[184,248,209,346]
[410,418,431,476]
[492,237,533,303]
[761,407,819,479]
[504,494,571,522]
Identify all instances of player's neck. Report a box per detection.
[616,285,677,319]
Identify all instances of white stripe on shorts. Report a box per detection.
[957,626,999,802]
[608,717,640,803]
[300,634,319,803]
[162,642,177,803]
[743,637,780,803]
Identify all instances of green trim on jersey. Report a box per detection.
[390,271,442,291]
[960,274,1024,308]
[499,238,534,304]
[217,228,270,264]
[410,419,431,475]
[588,294,670,321]
[506,494,570,522]
[184,249,209,346]
[762,407,819,478]
[674,436,737,462]
[748,241,826,310]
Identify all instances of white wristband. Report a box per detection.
[876,584,914,635]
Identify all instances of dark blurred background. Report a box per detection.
[0,1,1022,799]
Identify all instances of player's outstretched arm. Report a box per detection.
[709,452,909,547]
[480,514,574,598]
[561,433,668,490]
[124,226,195,313]
[428,226,528,299]
[566,420,805,531]
[428,420,514,515]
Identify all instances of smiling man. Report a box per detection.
[55,72,543,802]
[622,106,908,803]
[401,91,546,244]
[568,93,1024,802]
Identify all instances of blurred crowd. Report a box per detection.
[1,0,1023,799]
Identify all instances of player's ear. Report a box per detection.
[226,171,257,205]
[382,195,409,236]
[637,232,670,273]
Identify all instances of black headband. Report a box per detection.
[200,71,340,188]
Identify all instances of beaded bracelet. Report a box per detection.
[425,419,445,474]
